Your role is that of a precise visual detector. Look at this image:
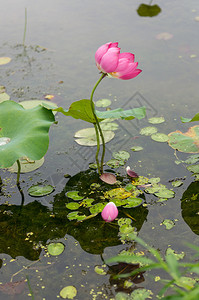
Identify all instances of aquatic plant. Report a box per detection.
[0,101,55,184]
[101,202,119,222]
[54,42,145,174]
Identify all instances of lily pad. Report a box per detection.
[74,127,115,146]
[148,117,165,124]
[94,265,107,275]
[161,219,175,230]
[124,197,143,208]
[168,125,199,153]
[89,203,105,214]
[8,157,44,173]
[187,164,199,174]
[95,99,111,107]
[113,150,130,161]
[0,57,11,65]
[137,3,161,17]
[154,189,175,199]
[0,101,55,168]
[67,211,87,221]
[140,126,158,136]
[100,121,118,131]
[184,154,199,164]
[66,191,84,201]
[131,146,143,152]
[47,242,65,256]
[104,188,132,200]
[96,106,146,120]
[151,133,169,142]
[66,202,80,210]
[106,159,125,168]
[60,286,77,299]
[172,180,183,187]
[28,184,54,197]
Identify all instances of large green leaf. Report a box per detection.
[0,101,55,168]
[96,106,146,120]
[53,99,100,123]
[168,125,199,153]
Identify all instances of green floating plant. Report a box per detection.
[0,100,55,183]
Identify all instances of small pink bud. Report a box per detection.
[101,202,118,222]
[126,166,139,178]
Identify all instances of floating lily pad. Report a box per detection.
[184,154,199,164]
[66,191,84,201]
[166,248,185,260]
[74,128,115,146]
[137,3,161,17]
[148,117,165,124]
[154,189,175,199]
[60,286,77,299]
[106,159,125,168]
[124,197,143,208]
[0,101,55,168]
[8,157,44,173]
[0,57,11,65]
[47,242,65,256]
[100,121,118,131]
[113,150,130,161]
[94,265,107,275]
[140,126,158,136]
[28,184,54,197]
[67,211,87,221]
[95,99,111,107]
[168,126,199,153]
[104,188,132,200]
[131,146,143,152]
[89,203,105,214]
[66,202,80,210]
[80,198,95,208]
[187,164,199,174]
[161,219,175,230]
[172,180,183,187]
[151,133,169,142]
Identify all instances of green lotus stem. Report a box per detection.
[93,123,101,174]
[90,73,107,174]
[16,159,21,184]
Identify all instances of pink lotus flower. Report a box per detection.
[101,202,118,222]
[95,42,142,80]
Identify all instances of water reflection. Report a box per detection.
[181,181,199,235]
[0,169,148,260]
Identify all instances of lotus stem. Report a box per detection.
[23,8,27,47]
[16,159,21,184]
[90,73,107,174]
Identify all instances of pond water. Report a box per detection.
[0,0,199,299]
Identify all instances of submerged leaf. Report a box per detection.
[0,57,11,65]
[0,280,25,295]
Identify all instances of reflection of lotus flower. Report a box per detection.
[95,42,142,80]
[101,202,118,222]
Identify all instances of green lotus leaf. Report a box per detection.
[60,286,77,299]
[137,4,161,17]
[151,133,169,142]
[162,219,175,230]
[124,197,143,208]
[66,202,80,210]
[131,146,143,152]
[28,185,54,197]
[168,126,199,153]
[74,127,115,146]
[96,106,146,120]
[0,101,55,168]
[66,191,84,201]
[148,117,165,124]
[47,242,65,256]
[113,150,130,161]
[95,99,111,107]
[140,126,158,136]
[54,99,101,123]
[181,113,199,123]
